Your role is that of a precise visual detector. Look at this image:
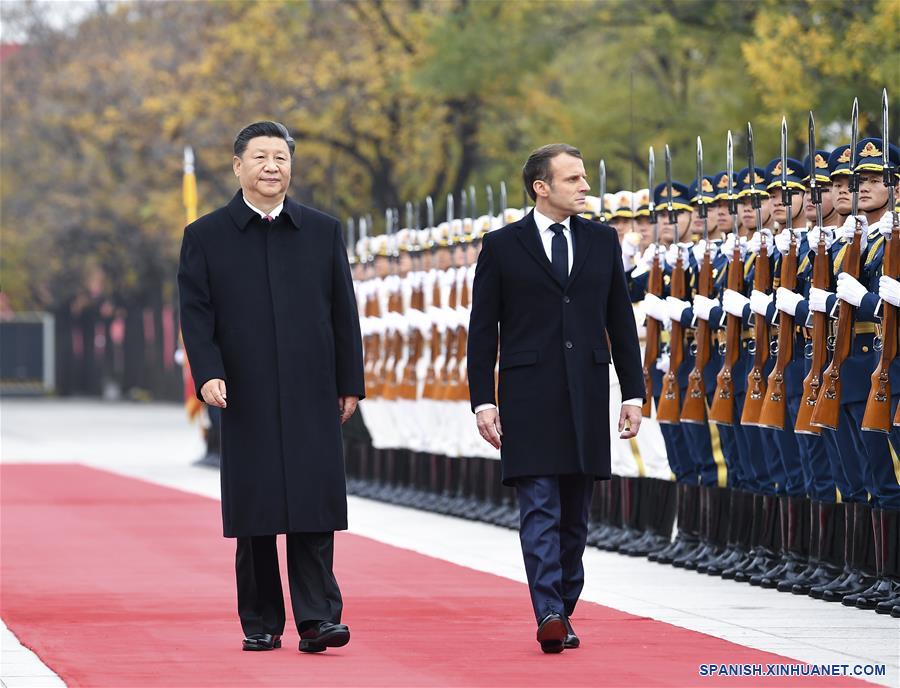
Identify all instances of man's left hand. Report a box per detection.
[618,404,642,439]
[339,396,359,424]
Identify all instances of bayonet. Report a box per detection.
[460,189,468,224]
[599,160,607,222]
[697,136,708,242]
[727,130,742,234]
[446,192,454,224]
[405,201,413,235]
[347,218,355,261]
[664,144,675,227]
[649,146,659,244]
[499,181,507,219]
[486,185,494,218]
[747,122,762,231]
[809,111,824,229]
[851,97,860,217]
[781,117,793,232]
[426,196,434,231]
[883,89,898,227]
[469,185,477,218]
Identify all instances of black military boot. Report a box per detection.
[790,501,845,594]
[673,484,710,568]
[603,476,642,552]
[822,502,876,602]
[750,495,790,586]
[695,486,731,573]
[707,489,752,575]
[722,491,765,580]
[810,500,853,599]
[591,477,624,547]
[618,477,654,555]
[622,479,676,557]
[760,496,810,589]
[586,480,609,546]
[875,509,900,614]
[779,498,819,592]
[654,483,701,564]
[854,509,900,610]
[734,493,781,583]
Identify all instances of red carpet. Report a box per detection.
[1,464,872,687]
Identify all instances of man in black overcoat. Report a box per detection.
[467,144,644,653]
[178,121,364,653]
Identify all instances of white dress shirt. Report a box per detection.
[474,208,641,414]
[244,197,284,220]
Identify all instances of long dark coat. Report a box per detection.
[178,191,364,537]
[467,211,644,484]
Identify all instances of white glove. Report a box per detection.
[809,287,834,313]
[692,238,719,262]
[721,233,748,262]
[749,289,773,317]
[722,288,751,318]
[655,352,670,373]
[879,275,900,307]
[643,293,670,326]
[839,214,869,251]
[692,294,718,321]
[807,225,836,254]
[776,286,804,316]
[665,242,691,269]
[877,210,899,237]
[621,234,641,270]
[666,296,690,323]
[747,229,774,255]
[774,228,801,255]
[836,272,868,307]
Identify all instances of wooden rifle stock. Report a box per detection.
[641,252,663,418]
[863,222,899,431]
[812,224,864,429]
[740,241,772,426]
[657,253,686,424]
[795,234,829,434]
[682,245,714,423]
[709,241,746,424]
[759,238,797,429]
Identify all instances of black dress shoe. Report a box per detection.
[563,617,579,649]
[299,621,350,653]
[242,633,281,651]
[536,612,566,654]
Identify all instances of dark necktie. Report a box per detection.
[263,215,274,223]
[549,223,568,284]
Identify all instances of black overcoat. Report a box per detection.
[178,192,365,537]
[467,211,644,484]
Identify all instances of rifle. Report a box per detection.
[682,135,712,424]
[657,145,684,424]
[740,122,774,427]
[759,117,797,429]
[865,89,899,431]
[812,98,863,430]
[642,146,663,418]
[709,129,744,425]
[795,113,829,435]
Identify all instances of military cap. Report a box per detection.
[689,176,716,205]
[803,150,831,185]
[853,138,900,180]
[581,195,602,219]
[603,193,616,218]
[653,181,692,212]
[736,167,768,198]
[828,143,853,178]
[711,171,736,202]
[613,190,634,219]
[765,157,805,191]
[633,188,651,217]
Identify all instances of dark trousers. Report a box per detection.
[516,474,594,623]
[235,532,343,637]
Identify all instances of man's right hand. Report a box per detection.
[201,378,227,408]
[476,407,502,449]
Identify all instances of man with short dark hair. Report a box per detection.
[178,120,364,654]
[467,143,644,653]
